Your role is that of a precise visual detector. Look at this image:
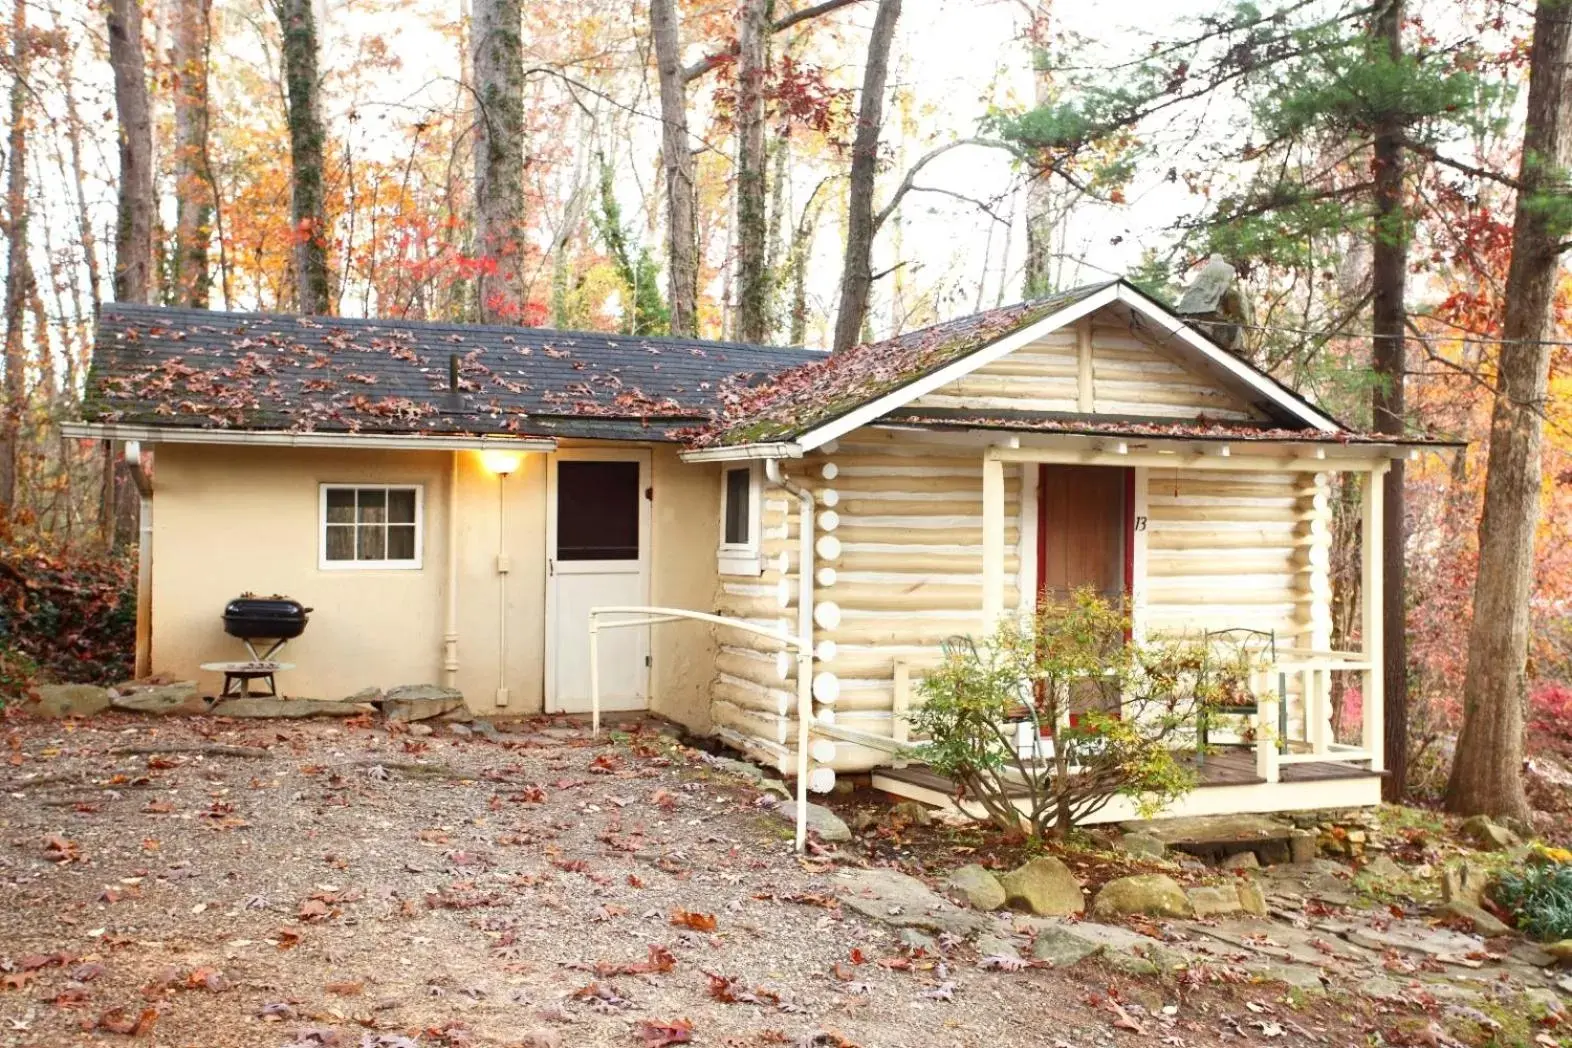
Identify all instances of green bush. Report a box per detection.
[905,588,1244,837]
[1493,859,1572,941]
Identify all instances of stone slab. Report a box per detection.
[210,698,373,719]
[1120,813,1294,848]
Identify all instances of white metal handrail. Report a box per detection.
[588,605,816,852]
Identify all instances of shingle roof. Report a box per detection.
[680,282,1118,447]
[84,304,819,440]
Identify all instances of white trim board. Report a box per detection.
[61,421,556,453]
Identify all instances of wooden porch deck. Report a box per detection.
[872,748,1383,825]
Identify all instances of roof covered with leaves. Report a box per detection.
[83,304,818,440]
[680,282,1119,447]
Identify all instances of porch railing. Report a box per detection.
[1255,646,1381,783]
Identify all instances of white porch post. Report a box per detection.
[1361,464,1388,772]
[982,451,1006,626]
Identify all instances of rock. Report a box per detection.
[376,684,466,722]
[1500,815,1535,841]
[1093,874,1194,919]
[1359,854,1408,882]
[343,686,383,704]
[1031,927,1104,967]
[407,722,434,738]
[1243,962,1327,993]
[1103,953,1160,976]
[1440,900,1511,937]
[209,697,369,718]
[108,681,205,716]
[448,722,472,737]
[777,800,851,843]
[29,684,110,719]
[708,756,766,782]
[470,719,500,740]
[1346,923,1483,958]
[1116,832,1167,860]
[1442,860,1488,906]
[1236,880,1267,916]
[1121,813,1291,849]
[1220,851,1260,871]
[887,800,933,827]
[897,928,937,953]
[998,857,1085,916]
[1288,829,1318,864]
[1543,940,1572,964]
[946,864,1007,911]
[1186,885,1242,918]
[975,933,1021,959]
[835,868,990,938]
[849,809,879,833]
[1460,814,1520,851]
[1512,942,1556,967]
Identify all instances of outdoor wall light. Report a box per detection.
[480,449,523,476]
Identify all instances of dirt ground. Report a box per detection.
[0,713,1480,1047]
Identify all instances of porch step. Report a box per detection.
[1118,813,1293,850]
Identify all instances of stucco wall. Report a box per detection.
[148,441,719,727]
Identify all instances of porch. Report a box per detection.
[872,749,1384,827]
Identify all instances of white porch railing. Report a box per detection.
[1255,647,1381,783]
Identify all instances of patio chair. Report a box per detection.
[1196,627,1287,762]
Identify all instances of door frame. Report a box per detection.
[544,447,653,713]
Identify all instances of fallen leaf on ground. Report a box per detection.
[669,909,716,932]
[635,1018,693,1046]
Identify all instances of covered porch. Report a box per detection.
[869,429,1397,822]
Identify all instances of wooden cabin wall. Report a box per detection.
[1141,467,1333,738]
[910,316,1269,422]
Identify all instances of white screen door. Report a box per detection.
[546,450,651,713]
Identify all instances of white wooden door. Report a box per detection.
[546,450,651,713]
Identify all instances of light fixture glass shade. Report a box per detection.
[480,449,523,475]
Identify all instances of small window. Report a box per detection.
[321,484,423,569]
[724,467,752,545]
[718,464,761,575]
[556,460,641,561]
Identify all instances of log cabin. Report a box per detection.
[68,279,1446,825]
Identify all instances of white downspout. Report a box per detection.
[495,469,510,707]
[765,459,814,852]
[124,441,154,678]
[443,451,460,688]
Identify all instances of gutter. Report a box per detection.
[123,441,154,678]
[61,421,555,454]
[765,459,816,838]
[679,442,802,463]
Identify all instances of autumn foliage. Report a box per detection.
[0,531,135,695]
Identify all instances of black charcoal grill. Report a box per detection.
[210,595,311,698]
[223,595,311,654]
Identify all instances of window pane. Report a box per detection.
[388,489,417,524]
[358,488,387,524]
[724,468,751,545]
[358,524,386,561]
[325,489,356,524]
[386,524,416,561]
[325,524,355,560]
[556,461,639,560]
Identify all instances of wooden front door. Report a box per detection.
[1036,464,1132,605]
[1037,464,1134,722]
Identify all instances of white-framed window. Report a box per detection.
[718,463,762,575]
[319,484,424,570]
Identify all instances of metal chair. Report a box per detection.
[1196,627,1286,761]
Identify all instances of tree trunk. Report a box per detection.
[732,0,770,343]
[1021,0,1054,298]
[831,0,901,354]
[1369,0,1409,802]
[650,0,698,336]
[276,0,330,314]
[172,0,213,308]
[1,0,30,510]
[108,0,154,305]
[1445,0,1571,820]
[472,0,525,323]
